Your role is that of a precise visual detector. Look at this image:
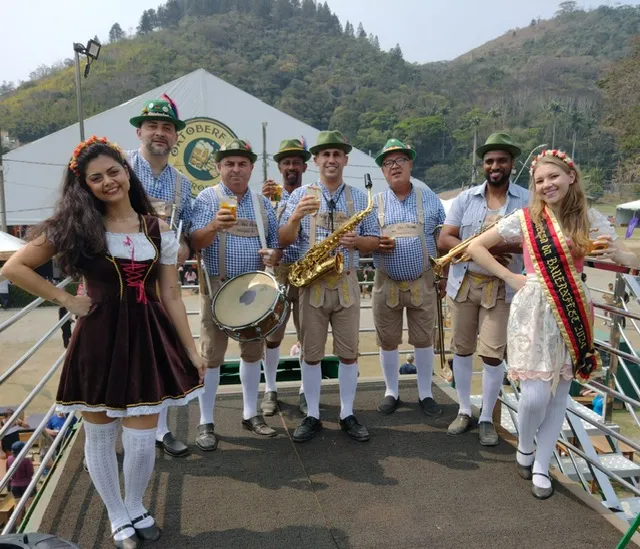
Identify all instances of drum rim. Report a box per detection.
[211,270,284,330]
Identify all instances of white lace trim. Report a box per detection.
[56,385,204,418]
[106,231,178,265]
[496,212,523,244]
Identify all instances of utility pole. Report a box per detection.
[0,126,6,232]
[262,122,268,182]
[73,45,86,141]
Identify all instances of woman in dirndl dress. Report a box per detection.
[466,149,638,500]
[1,136,205,549]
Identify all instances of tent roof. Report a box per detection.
[617,200,640,211]
[3,68,439,226]
[0,231,25,260]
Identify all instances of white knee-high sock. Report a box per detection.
[379,349,399,398]
[122,426,157,529]
[299,357,305,394]
[517,379,553,466]
[240,359,262,420]
[414,347,434,400]
[198,368,220,425]
[339,362,359,419]
[479,362,505,423]
[533,379,571,489]
[83,420,133,541]
[452,354,474,415]
[263,347,280,393]
[155,408,170,442]
[301,360,322,419]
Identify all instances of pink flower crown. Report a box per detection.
[69,135,122,176]
[529,149,575,175]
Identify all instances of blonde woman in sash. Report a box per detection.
[466,149,636,499]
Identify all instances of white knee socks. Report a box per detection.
[517,379,553,466]
[240,359,262,420]
[532,379,571,489]
[414,347,434,401]
[301,360,322,419]
[83,420,133,541]
[339,362,359,420]
[452,354,474,415]
[479,362,505,423]
[155,408,170,442]
[263,347,280,393]
[122,426,157,529]
[198,368,220,425]
[379,349,399,398]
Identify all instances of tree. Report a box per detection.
[566,109,583,160]
[438,104,451,160]
[108,23,125,43]
[344,21,354,37]
[547,100,564,148]
[390,43,403,60]
[583,167,605,199]
[371,35,380,49]
[357,22,366,39]
[557,1,578,16]
[137,9,156,35]
[156,0,183,28]
[301,0,316,17]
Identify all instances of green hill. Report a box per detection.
[1,0,640,194]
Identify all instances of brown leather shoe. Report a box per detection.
[242,415,277,437]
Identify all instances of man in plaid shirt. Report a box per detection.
[371,138,446,417]
[190,139,281,450]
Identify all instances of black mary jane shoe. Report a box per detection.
[112,524,140,549]
[132,512,161,542]
[516,450,534,480]
[531,473,554,500]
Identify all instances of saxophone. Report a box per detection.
[288,174,374,288]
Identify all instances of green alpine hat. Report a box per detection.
[214,139,258,163]
[309,130,352,155]
[273,138,311,163]
[476,132,522,159]
[375,138,417,167]
[129,96,186,131]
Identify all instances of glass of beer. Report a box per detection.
[220,195,238,220]
[272,184,283,203]
[306,185,322,216]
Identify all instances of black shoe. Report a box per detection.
[112,524,139,549]
[292,416,322,442]
[131,513,161,542]
[531,473,554,499]
[339,414,370,442]
[155,432,189,457]
[377,395,399,415]
[261,391,278,416]
[418,396,443,417]
[242,415,277,437]
[196,423,218,451]
[299,393,308,416]
[516,450,534,480]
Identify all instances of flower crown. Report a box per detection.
[68,135,122,176]
[529,149,575,175]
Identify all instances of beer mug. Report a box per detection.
[220,195,238,220]
[188,140,215,171]
[272,184,283,202]
[305,185,322,217]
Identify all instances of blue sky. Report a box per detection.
[0,0,636,83]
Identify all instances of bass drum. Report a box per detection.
[211,271,288,342]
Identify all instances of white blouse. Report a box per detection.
[105,231,178,265]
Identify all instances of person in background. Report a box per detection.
[6,441,35,526]
[399,354,417,375]
[0,272,10,309]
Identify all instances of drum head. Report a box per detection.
[214,271,279,328]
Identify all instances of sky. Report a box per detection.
[1,0,637,84]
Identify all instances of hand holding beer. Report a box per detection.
[305,185,321,216]
[215,196,238,231]
[292,190,321,221]
[379,235,396,253]
[262,179,278,200]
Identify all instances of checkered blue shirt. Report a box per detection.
[275,188,301,264]
[127,150,193,233]
[280,182,380,269]
[372,185,445,281]
[191,183,279,278]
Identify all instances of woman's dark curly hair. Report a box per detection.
[32,141,156,277]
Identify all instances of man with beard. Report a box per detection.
[260,138,310,416]
[279,131,380,443]
[371,139,446,416]
[438,133,529,445]
[128,95,193,458]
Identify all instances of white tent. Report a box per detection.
[3,68,438,226]
[0,231,25,260]
[616,199,640,225]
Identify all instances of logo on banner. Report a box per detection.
[170,117,238,197]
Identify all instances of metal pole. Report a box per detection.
[514,143,547,184]
[262,122,268,183]
[74,47,85,141]
[604,273,625,423]
[0,159,6,233]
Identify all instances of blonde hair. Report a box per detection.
[529,156,590,256]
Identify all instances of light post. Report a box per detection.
[514,143,548,185]
[73,39,101,141]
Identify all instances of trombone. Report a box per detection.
[431,224,451,380]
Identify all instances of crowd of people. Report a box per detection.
[2,94,639,548]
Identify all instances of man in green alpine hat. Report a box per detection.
[127,94,193,458]
[191,138,282,448]
[261,138,311,417]
[438,131,529,446]
[371,138,446,417]
[279,130,379,444]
